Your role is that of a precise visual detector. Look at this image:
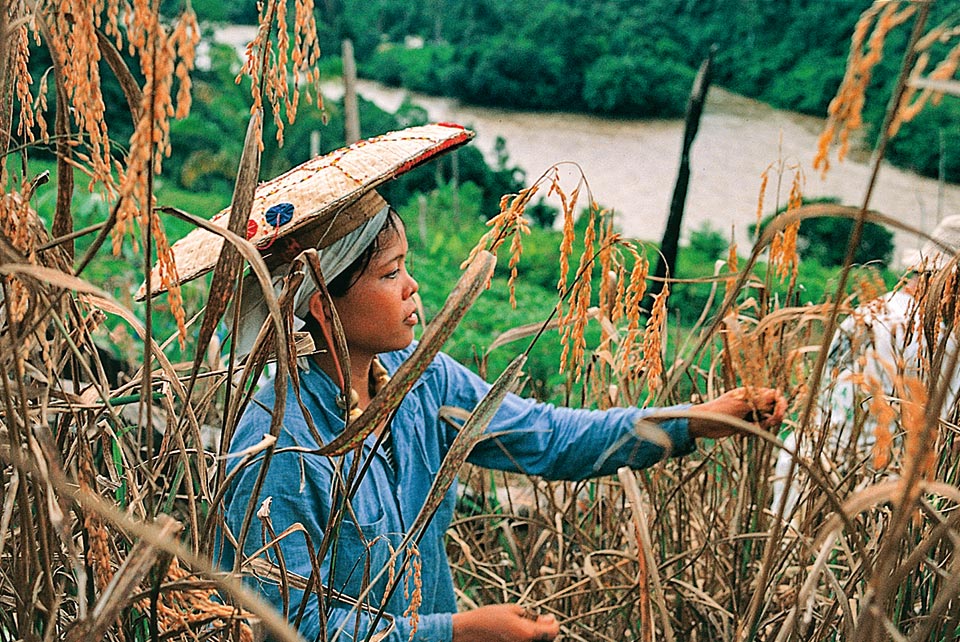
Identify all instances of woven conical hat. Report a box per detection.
[137,123,474,300]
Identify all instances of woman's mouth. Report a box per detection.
[404,311,418,326]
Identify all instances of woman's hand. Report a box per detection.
[452,604,560,642]
[687,387,787,439]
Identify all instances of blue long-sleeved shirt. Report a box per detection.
[221,345,694,641]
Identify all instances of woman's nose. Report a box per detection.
[405,273,419,297]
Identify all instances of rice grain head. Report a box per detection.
[641,283,669,394]
[558,199,576,293]
[138,557,254,642]
[171,8,200,119]
[722,311,766,391]
[900,375,935,480]
[462,184,537,273]
[403,545,423,641]
[756,163,772,227]
[0,191,37,324]
[507,204,532,309]
[770,169,804,283]
[110,11,195,344]
[237,0,323,145]
[13,19,37,143]
[725,236,739,301]
[617,248,649,377]
[853,269,887,309]
[612,262,627,325]
[561,205,597,381]
[890,31,959,136]
[78,438,113,593]
[858,370,897,470]
[44,0,115,190]
[814,1,916,176]
[597,213,618,321]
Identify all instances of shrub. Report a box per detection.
[752,198,894,268]
[582,52,693,117]
[688,222,729,262]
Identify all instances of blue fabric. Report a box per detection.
[221,344,695,642]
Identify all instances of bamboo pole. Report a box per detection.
[342,39,361,144]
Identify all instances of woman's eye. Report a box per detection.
[385,269,400,279]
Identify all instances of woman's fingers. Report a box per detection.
[688,387,788,439]
[454,604,559,642]
[533,613,559,641]
[737,387,786,428]
[515,605,559,640]
[766,391,788,428]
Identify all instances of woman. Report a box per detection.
[771,215,960,517]
[220,195,786,642]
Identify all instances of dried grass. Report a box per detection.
[2,1,960,641]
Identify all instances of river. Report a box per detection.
[215,26,959,264]
[345,80,960,265]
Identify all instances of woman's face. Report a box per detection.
[329,223,419,360]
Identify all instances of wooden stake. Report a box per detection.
[342,39,360,144]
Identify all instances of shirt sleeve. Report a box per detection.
[433,353,696,480]
[223,405,455,642]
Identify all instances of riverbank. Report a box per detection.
[213,25,958,264]
[337,79,959,265]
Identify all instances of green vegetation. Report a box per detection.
[752,198,896,269]
[37,2,954,208]
[200,0,957,184]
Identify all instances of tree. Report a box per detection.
[582,52,693,117]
